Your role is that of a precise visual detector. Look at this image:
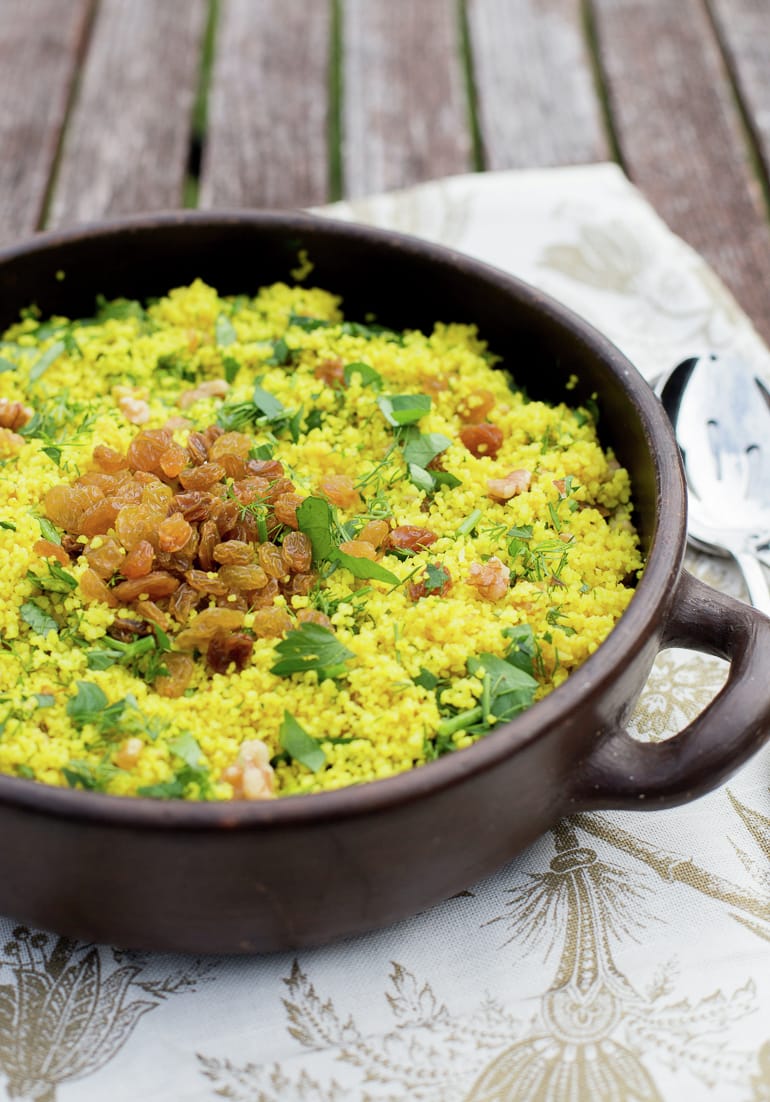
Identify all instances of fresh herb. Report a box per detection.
[20,601,58,637]
[86,625,170,680]
[215,313,237,347]
[65,681,134,732]
[137,734,214,799]
[455,509,483,538]
[422,562,451,595]
[0,520,16,531]
[377,393,431,427]
[435,630,539,739]
[343,362,382,389]
[33,693,55,708]
[28,340,66,385]
[250,443,274,461]
[266,337,293,366]
[279,711,326,772]
[36,516,61,544]
[217,382,292,433]
[16,765,35,780]
[546,606,576,636]
[252,384,285,421]
[156,352,197,381]
[0,357,16,374]
[339,320,402,343]
[27,561,77,594]
[414,667,439,691]
[288,313,331,332]
[223,355,241,384]
[271,622,355,679]
[401,430,451,469]
[94,295,146,322]
[305,408,324,432]
[296,496,400,585]
[63,758,122,793]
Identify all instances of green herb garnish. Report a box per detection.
[27,561,77,594]
[279,711,326,772]
[343,362,382,389]
[20,601,58,637]
[377,393,431,427]
[0,520,16,531]
[296,496,400,585]
[215,313,237,347]
[271,622,355,679]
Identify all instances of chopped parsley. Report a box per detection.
[0,520,16,531]
[27,560,77,594]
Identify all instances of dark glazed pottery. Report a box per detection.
[1,212,769,954]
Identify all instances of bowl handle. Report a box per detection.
[570,570,770,810]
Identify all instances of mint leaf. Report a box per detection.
[34,693,55,708]
[66,680,109,726]
[266,337,292,366]
[223,355,241,383]
[343,362,382,389]
[252,384,285,421]
[335,550,399,585]
[407,464,435,494]
[0,357,16,374]
[279,711,326,772]
[167,731,204,768]
[377,393,431,427]
[296,496,338,563]
[401,430,451,469]
[271,623,355,678]
[215,314,237,347]
[27,561,77,594]
[20,601,58,637]
[0,520,16,531]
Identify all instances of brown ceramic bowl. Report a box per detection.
[1,212,769,954]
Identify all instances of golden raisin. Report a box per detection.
[250,607,293,638]
[80,568,118,607]
[339,539,377,561]
[154,653,195,698]
[92,444,128,472]
[84,537,124,578]
[318,474,361,510]
[217,565,268,592]
[273,492,303,529]
[33,539,70,566]
[158,513,193,553]
[184,569,228,596]
[207,631,254,674]
[122,540,155,579]
[458,389,496,424]
[213,540,254,565]
[112,571,180,602]
[159,443,188,479]
[127,429,173,475]
[281,531,312,573]
[79,499,119,538]
[387,525,437,552]
[178,462,226,491]
[358,519,389,549]
[459,423,503,459]
[258,543,286,578]
[115,504,164,551]
[296,608,332,629]
[208,432,252,462]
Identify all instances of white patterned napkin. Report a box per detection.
[2,166,768,1102]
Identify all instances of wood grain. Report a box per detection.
[47,0,208,228]
[0,0,92,244]
[199,0,332,209]
[466,0,608,168]
[708,0,770,185]
[591,0,770,344]
[342,0,472,197]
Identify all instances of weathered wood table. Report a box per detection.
[1,0,769,344]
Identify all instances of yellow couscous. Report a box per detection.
[0,279,643,800]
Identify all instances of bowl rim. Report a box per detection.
[0,209,686,828]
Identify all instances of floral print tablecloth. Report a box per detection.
[3,165,770,1102]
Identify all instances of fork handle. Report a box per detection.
[568,570,770,809]
[733,550,770,615]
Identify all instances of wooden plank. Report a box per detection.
[47,0,208,228]
[466,0,608,168]
[0,0,92,245]
[591,0,770,346]
[343,0,472,197]
[199,0,332,209]
[708,0,770,185]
